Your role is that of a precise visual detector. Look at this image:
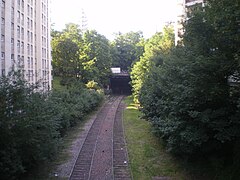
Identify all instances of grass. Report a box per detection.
[123,96,240,180]
[52,76,67,92]
[123,96,188,180]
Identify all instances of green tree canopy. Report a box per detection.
[111,31,145,71]
[131,26,175,102]
[51,24,112,88]
[81,30,112,87]
[51,23,82,85]
[138,0,240,162]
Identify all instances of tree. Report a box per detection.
[52,25,113,88]
[131,26,175,102]
[139,0,240,158]
[0,71,60,179]
[0,70,104,179]
[81,30,112,87]
[111,31,145,70]
[51,23,82,85]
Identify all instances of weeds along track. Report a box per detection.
[113,100,132,180]
[69,96,131,180]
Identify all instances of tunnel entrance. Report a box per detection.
[110,70,131,95]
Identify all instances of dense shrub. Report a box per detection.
[131,27,175,103]
[138,0,240,159]
[50,86,103,135]
[0,72,103,179]
[140,48,240,156]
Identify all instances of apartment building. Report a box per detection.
[175,0,204,45]
[0,0,51,90]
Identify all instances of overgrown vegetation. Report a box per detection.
[111,31,145,71]
[124,96,188,179]
[51,24,146,89]
[51,24,112,88]
[0,72,103,179]
[132,0,240,178]
[131,25,175,103]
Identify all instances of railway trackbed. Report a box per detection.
[69,96,132,180]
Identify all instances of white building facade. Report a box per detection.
[1,0,51,90]
[175,0,205,45]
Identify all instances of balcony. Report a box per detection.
[185,0,203,7]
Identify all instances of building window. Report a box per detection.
[30,20,33,30]
[17,11,20,23]
[42,59,44,69]
[11,7,14,21]
[11,54,14,64]
[11,38,14,50]
[2,69,5,76]
[27,57,30,68]
[1,17,4,25]
[1,52,5,60]
[27,30,30,42]
[31,32,33,43]
[21,13,24,25]
[30,45,33,55]
[27,18,30,29]
[21,56,24,66]
[27,4,30,15]
[1,35,4,42]
[27,44,30,55]
[21,42,24,53]
[30,7,33,18]
[17,40,20,53]
[31,57,33,68]
[11,23,14,31]
[17,26,20,38]
[21,27,24,40]
[28,70,31,81]
[17,0,20,9]
[17,55,20,65]
[21,0,24,11]
[1,0,5,9]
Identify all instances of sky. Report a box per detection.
[50,0,179,39]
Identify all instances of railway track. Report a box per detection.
[69,96,132,180]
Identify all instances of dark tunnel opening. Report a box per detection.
[110,75,132,95]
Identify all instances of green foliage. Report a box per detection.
[0,72,103,179]
[86,80,100,90]
[111,31,145,70]
[0,72,59,179]
[51,24,112,88]
[131,26,175,103]
[51,24,82,85]
[124,96,187,179]
[138,0,240,163]
[206,0,240,59]
[140,48,240,155]
[81,30,112,86]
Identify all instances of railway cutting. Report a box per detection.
[69,96,132,180]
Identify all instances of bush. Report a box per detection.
[0,72,60,179]
[138,0,240,160]
[0,72,103,179]
[49,86,103,136]
[139,47,240,156]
